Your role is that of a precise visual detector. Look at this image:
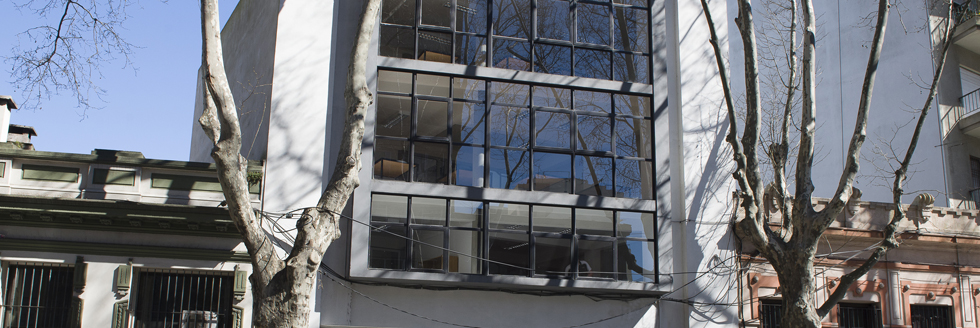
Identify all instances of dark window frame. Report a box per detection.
[367,193,658,283]
[375,69,654,200]
[380,0,653,83]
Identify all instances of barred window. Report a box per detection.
[380,0,651,83]
[368,194,657,282]
[374,69,654,200]
[133,270,235,328]
[1,264,76,328]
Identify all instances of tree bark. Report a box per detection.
[697,0,955,326]
[199,0,381,326]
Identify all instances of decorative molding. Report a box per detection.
[111,300,129,328]
[233,266,248,303]
[73,256,87,293]
[116,261,132,296]
[232,306,244,328]
[0,194,240,238]
[0,238,251,263]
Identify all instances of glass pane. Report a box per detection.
[456,35,488,66]
[378,70,412,94]
[578,239,614,278]
[452,145,485,187]
[576,115,611,151]
[380,25,415,59]
[414,142,450,183]
[613,7,648,52]
[492,39,531,71]
[370,225,407,269]
[615,117,652,158]
[411,197,446,225]
[421,0,451,27]
[534,236,571,277]
[575,90,612,113]
[493,0,530,38]
[613,0,647,5]
[617,211,654,239]
[419,31,454,63]
[449,230,482,274]
[374,139,410,181]
[532,205,571,233]
[535,111,570,148]
[533,44,571,75]
[450,200,484,228]
[488,202,529,230]
[489,105,530,148]
[488,149,530,190]
[417,74,451,97]
[615,94,651,117]
[488,231,530,275]
[614,53,649,83]
[533,86,571,109]
[457,0,488,34]
[577,3,611,45]
[417,100,449,137]
[372,194,408,223]
[533,152,571,193]
[537,0,571,40]
[377,95,412,137]
[617,240,655,282]
[577,209,614,235]
[491,82,530,106]
[382,0,417,26]
[454,78,486,101]
[419,31,453,63]
[412,229,445,269]
[575,48,611,79]
[615,159,653,199]
[452,102,485,145]
[575,155,614,196]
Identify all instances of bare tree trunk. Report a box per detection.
[199,0,381,326]
[698,0,955,326]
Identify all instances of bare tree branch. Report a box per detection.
[7,0,137,112]
[816,4,954,315]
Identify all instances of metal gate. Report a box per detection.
[837,303,882,328]
[910,305,954,328]
[1,264,75,328]
[133,270,234,328]
[759,300,782,328]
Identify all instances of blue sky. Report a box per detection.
[2,0,240,161]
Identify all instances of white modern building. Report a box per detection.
[189,0,740,327]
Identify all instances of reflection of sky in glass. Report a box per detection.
[533,153,571,193]
[453,146,485,187]
[488,149,529,190]
[626,240,655,282]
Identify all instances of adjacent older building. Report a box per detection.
[0,123,263,328]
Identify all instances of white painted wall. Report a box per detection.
[208,0,742,326]
[726,0,949,206]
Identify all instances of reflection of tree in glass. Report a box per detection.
[493,0,530,38]
[489,82,530,189]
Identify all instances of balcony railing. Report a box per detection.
[955,0,980,25]
[961,87,980,117]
